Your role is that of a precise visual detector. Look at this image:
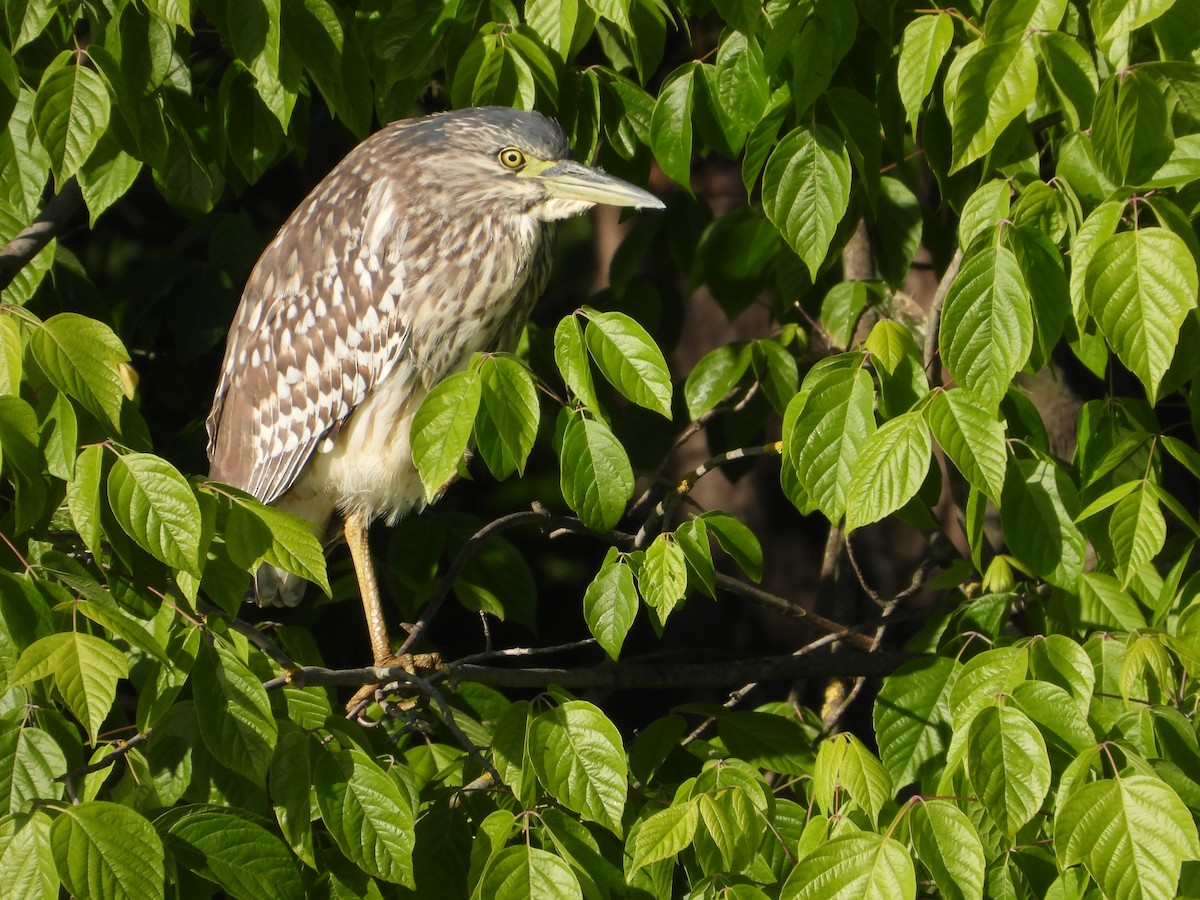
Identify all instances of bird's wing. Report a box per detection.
[207,162,412,505]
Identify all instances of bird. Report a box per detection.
[206,106,664,666]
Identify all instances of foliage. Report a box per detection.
[2,0,1200,897]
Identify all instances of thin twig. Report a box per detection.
[197,598,300,674]
[397,507,605,655]
[713,573,874,650]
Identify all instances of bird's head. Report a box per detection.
[410,106,664,221]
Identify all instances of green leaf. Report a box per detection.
[229,498,330,596]
[845,411,932,532]
[1077,570,1147,630]
[782,363,875,522]
[193,638,278,782]
[48,571,169,663]
[583,310,673,418]
[1035,31,1098,130]
[554,314,601,412]
[927,389,1007,504]
[629,800,698,873]
[1056,775,1200,900]
[0,811,59,898]
[640,533,688,623]
[1109,484,1165,586]
[107,453,202,577]
[1002,456,1085,589]
[411,368,481,501]
[478,845,582,900]
[77,134,142,226]
[948,39,1038,171]
[0,727,66,811]
[1092,70,1172,186]
[160,806,303,900]
[557,415,634,532]
[220,64,285,185]
[1011,681,1095,753]
[10,632,129,744]
[50,802,164,900]
[762,123,852,280]
[813,733,893,826]
[874,657,958,789]
[269,723,315,868]
[314,744,416,886]
[683,343,750,420]
[780,833,915,900]
[528,700,627,835]
[674,518,716,598]
[1092,0,1178,53]
[910,800,985,900]
[940,244,1034,410]
[949,646,1029,733]
[698,511,763,582]
[28,313,129,433]
[649,64,695,189]
[33,59,111,187]
[966,705,1051,836]
[583,555,638,660]
[898,13,954,136]
[1085,226,1199,400]
[476,356,540,479]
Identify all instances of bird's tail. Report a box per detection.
[253,565,310,607]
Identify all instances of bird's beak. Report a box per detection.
[528,159,665,210]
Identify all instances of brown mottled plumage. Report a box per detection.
[207,107,662,637]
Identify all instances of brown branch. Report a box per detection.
[712,572,874,650]
[0,179,82,292]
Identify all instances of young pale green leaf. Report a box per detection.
[50,802,164,900]
[528,701,627,835]
[0,727,66,811]
[966,705,1051,837]
[948,39,1038,171]
[411,368,481,501]
[476,356,540,479]
[33,59,111,187]
[0,315,21,395]
[984,0,1066,40]
[820,282,873,349]
[1078,570,1147,630]
[0,811,59,898]
[640,533,688,622]
[1055,775,1200,900]
[583,310,673,418]
[780,833,916,900]
[10,632,129,744]
[1068,199,1123,324]
[107,452,202,577]
[230,498,330,596]
[940,244,1034,410]
[650,64,695,189]
[683,343,750,420]
[314,744,415,886]
[909,800,985,900]
[478,845,581,900]
[762,123,852,280]
[28,313,129,433]
[813,733,893,826]
[698,511,763,582]
[160,806,303,900]
[554,314,602,412]
[193,639,278,782]
[714,31,769,136]
[958,180,1012,251]
[782,364,875,522]
[1002,457,1085,589]
[1085,226,1199,400]
[558,415,634,532]
[1035,31,1098,130]
[583,556,638,660]
[845,411,932,532]
[1092,0,1178,55]
[898,13,954,136]
[1028,634,1094,711]
[629,800,699,874]
[926,389,1007,504]
[874,656,958,789]
[695,785,761,874]
[1109,484,1165,586]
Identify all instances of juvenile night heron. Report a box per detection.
[207,106,663,665]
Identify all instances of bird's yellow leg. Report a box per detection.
[344,509,392,666]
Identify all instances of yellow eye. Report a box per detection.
[498,147,526,170]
